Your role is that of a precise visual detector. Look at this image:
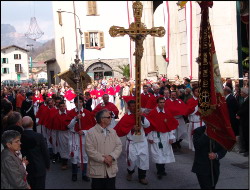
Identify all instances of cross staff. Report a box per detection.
[109,1,165,134]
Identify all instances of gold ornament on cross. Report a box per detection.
[109,1,165,135]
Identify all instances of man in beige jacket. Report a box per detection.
[85,109,122,189]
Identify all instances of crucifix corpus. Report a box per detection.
[109,1,165,136]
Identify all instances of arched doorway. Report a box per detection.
[86,62,113,80]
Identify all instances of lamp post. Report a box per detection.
[57,2,85,170]
[27,44,34,85]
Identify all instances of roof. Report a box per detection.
[1,45,29,52]
[44,58,56,64]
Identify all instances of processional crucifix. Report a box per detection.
[109,1,165,134]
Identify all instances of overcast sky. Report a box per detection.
[1,1,54,42]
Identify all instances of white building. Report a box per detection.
[1,45,30,81]
[52,1,239,82]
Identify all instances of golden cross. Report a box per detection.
[109,1,165,134]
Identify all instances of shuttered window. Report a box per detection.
[2,68,9,74]
[85,31,104,49]
[87,1,97,15]
[61,37,65,54]
[2,58,8,63]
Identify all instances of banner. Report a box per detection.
[197,1,236,151]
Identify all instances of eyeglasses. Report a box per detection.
[102,116,111,119]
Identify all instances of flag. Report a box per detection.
[81,44,84,63]
[197,1,236,151]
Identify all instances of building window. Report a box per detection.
[2,68,9,74]
[84,31,104,49]
[14,54,21,59]
[87,1,97,16]
[58,11,63,26]
[1,58,8,64]
[15,64,22,72]
[61,37,65,54]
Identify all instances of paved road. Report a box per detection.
[46,137,249,189]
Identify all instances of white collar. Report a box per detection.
[59,110,67,115]
[156,107,165,113]
[154,93,159,97]
[193,96,198,100]
[225,94,230,99]
[128,110,132,115]
[75,107,84,112]
[142,92,148,95]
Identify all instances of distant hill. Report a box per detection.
[1,24,55,62]
[1,24,42,49]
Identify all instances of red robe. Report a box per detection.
[122,95,135,103]
[164,98,188,116]
[64,90,77,101]
[115,85,121,94]
[186,97,199,116]
[114,113,136,137]
[36,103,49,125]
[145,94,162,109]
[96,89,104,98]
[106,87,115,96]
[33,94,44,103]
[92,102,119,118]
[90,90,96,99]
[50,110,70,131]
[47,92,55,98]
[66,108,96,132]
[44,107,58,129]
[141,93,151,108]
[144,108,179,134]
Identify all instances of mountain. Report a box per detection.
[1,24,43,50]
[1,24,55,62]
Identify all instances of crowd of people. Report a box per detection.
[1,73,249,189]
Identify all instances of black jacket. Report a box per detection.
[21,129,50,177]
[226,94,239,135]
[237,96,249,129]
[192,126,227,176]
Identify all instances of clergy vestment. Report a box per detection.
[36,103,49,137]
[164,98,188,142]
[66,108,96,164]
[141,93,151,109]
[51,109,70,159]
[114,111,150,172]
[145,94,162,110]
[186,96,205,151]
[95,89,105,105]
[64,90,77,110]
[145,107,178,164]
[106,86,115,103]
[92,102,119,128]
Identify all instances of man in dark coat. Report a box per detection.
[223,86,239,136]
[21,92,36,132]
[21,116,50,189]
[192,125,227,189]
[236,87,249,157]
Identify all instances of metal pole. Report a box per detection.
[236,1,243,88]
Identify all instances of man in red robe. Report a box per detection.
[145,97,179,179]
[145,85,162,110]
[50,101,70,169]
[164,91,188,151]
[64,86,77,110]
[141,85,151,110]
[114,100,150,185]
[66,96,96,182]
[106,83,115,103]
[95,84,105,105]
[92,94,119,128]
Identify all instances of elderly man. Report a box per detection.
[236,87,249,157]
[85,109,122,189]
[21,116,50,189]
[145,85,162,110]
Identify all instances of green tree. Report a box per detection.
[114,64,130,79]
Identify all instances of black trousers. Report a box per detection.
[156,163,165,175]
[127,168,146,179]
[91,177,116,189]
[196,174,219,189]
[28,175,46,189]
